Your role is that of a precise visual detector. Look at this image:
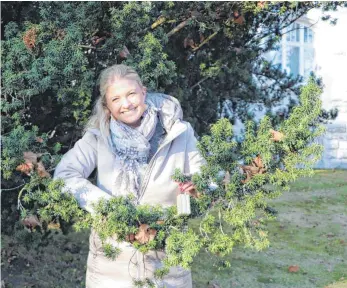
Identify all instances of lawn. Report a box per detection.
[1,170,346,288]
[191,169,347,288]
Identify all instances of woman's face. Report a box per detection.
[105,77,147,127]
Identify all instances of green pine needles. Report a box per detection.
[17,79,325,284]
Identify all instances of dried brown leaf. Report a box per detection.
[36,137,44,143]
[257,1,266,9]
[234,16,245,25]
[270,129,285,142]
[56,29,66,40]
[240,155,267,183]
[148,228,157,241]
[253,155,264,168]
[183,37,196,49]
[37,161,50,178]
[23,152,38,165]
[92,36,106,46]
[23,27,38,50]
[241,168,252,184]
[288,265,300,273]
[242,165,261,175]
[22,215,42,230]
[135,224,157,244]
[119,45,130,58]
[16,163,34,176]
[233,11,245,25]
[223,171,231,189]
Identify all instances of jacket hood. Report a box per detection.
[146,93,183,133]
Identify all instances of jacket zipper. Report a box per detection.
[137,125,186,203]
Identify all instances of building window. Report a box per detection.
[267,22,316,79]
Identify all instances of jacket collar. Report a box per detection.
[146,92,183,134]
[146,93,187,148]
[159,120,186,149]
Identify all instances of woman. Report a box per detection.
[54,64,205,287]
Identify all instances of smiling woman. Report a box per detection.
[53,64,205,287]
[105,75,147,128]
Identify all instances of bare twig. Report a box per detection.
[1,181,26,191]
[190,76,210,91]
[91,29,99,36]
[218,209,225,235]
[199,219,208,238]
[49,126,57,139]
[128,250,138,279]
[9,93,21,102]
[17,185,27,211]
[78,45,97,50]
[167,17,193,38]
[151,16,167,29]
[279,18,319,38]
[192,31,219,52]
[246,7,314,49]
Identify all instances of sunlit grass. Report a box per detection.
[191,169,347,288]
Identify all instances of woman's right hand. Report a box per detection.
[176,181,201,198]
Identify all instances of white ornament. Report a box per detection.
[177,193,191,216]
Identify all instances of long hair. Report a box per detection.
[84,64,143,140]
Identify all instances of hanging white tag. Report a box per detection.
[177,193,191,216]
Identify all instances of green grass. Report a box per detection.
[287,170,347,192]
[191,169,347,288]
[325,279,347,288]
[1,169,346,288]
[1,229,90,288]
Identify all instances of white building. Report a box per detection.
[307,8,347,169]
[230,7,347,169]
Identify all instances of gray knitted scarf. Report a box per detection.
[109,99,159,199]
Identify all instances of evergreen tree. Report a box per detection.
[1,1,341,187]
[1,2,343,140]
[0,3,343,281]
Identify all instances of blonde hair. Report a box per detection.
[85,64,143,139]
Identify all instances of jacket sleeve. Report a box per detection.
[53,132,112,214]
[184,123,207,175]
